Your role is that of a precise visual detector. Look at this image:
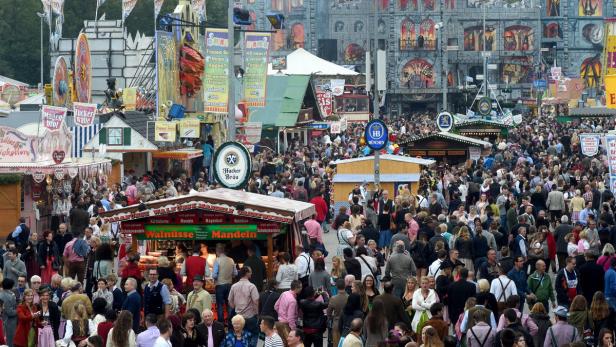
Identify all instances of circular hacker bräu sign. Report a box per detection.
[213,141,252,189]
[365,119,388,150]
[436,112,453,132]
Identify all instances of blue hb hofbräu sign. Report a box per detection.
[365,119,388,150]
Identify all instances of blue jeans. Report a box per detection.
[215,284,231,323]
[244,316,259,346]
[500,215,507,232]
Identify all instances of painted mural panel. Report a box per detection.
[378,19,386,34]
[354,20,365,32]
[606,22,616,75]
[463,25,496,51]
[502,57,532,84]
[400,18,416,50]
[272,29,286,51]
[378,0,389,10]
[543,23,562,38]
[419,19,436,50]
[401,58,434,88]
[547,0,560,16]
[423,0,435,10]
[331,0,361,9]
[334,21,345,32]
[399,0,418,10]
[292,23,305,49]
[582,23,604,44]
[580,56,601,88]
[578,0,602,16]
[503,25,534,51]
[502,0,529,7]
[444,0,455,9]
[467,0,496,8]
[344,43,365,63]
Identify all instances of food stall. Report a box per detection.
[99,188,316,280]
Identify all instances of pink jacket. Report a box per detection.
[274,290,298,329]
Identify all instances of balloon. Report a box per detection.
[393,147,401,154]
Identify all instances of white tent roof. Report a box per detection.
[268,48,359,76]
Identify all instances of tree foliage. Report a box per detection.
[0,0,228,85]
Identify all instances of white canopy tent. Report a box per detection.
[268,48,359,76]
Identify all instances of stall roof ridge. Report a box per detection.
[454,118,514,128]
[400,132,492,147]
[332,154,435,166]
[99,188,316,223]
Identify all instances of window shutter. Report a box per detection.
[123,128,131,146]
[99,127,107,144]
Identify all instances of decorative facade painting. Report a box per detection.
[423,0,435,10]
[291,23,305,49]
[503,25,534,51]
[580,56,601,88]
[543,23,562,38]
[467,0,496,8]
[335,21,345,32]
[444,0,455,9]
[344,43,365,63]
[502,57,532,84]
[248,11,257,31]
[400,18,416,50]
[582,23,604,44]
[578,0,601,16]
[606,22,616,75]
[272,29,286,51]
[502,0,529,7]
[399,0,418,10]
[378,19,386,34]
[401,58,434,88]
[463,25,496,51]
[331,0,361,9]
[354,20,364,32]
[378,0,389,10]
[447,71,455,87]
[419,19,436,50]
[547,0,560,16]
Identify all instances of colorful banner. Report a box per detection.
[179,119,201,138]
[42,105,67,131]
[579,133,601,157]
[607,135,616,194]
[122,0,138,20]
[606,75,616,108]
[191,0,206,21]
[0,127,38,162]
[204,29,229,113]
[331,79,345,96]
[51,0,64,15]
[123,87,137,111]
[156,31,180,118]
[606,22,616,75]
[243,33,271,107]
[316,90,333,117]
[154,0,164,17]
[73,103,97,127]
[154,121,177,142]
[137,224,264,241]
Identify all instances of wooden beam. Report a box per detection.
[267,233,274,280]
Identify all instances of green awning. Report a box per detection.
[249,75,310,127]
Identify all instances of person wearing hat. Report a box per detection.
[543,306,581,347]
[186,275,212,315]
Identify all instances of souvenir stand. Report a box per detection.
[99,188,316,285]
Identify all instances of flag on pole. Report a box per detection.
[191,0,206,22]
[154,0,164,17]
[122,0,138,20]
[51,0,64,15]
[41,0,52,24]
[97,0,106,7]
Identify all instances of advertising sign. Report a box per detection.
[606,135,616,183]
[204,29,229,113]
[607,22,616,75]
[243,33,271,107]
[243,122,262,144]
[330,122,341,134]
[73,103,97,127]
[436,112,453,132]
[42,105,67,131]
[365,119,388,150]
[137,224,265,241]
[469,146,481,161]
[316,90,333,117]
[156,31,180,117]
[477,97,492,116]
[0,126,38,162]
[331,79,345,96]
[154,121,177,142]
[580,133,601,157]
[550,67,562,80]
[179,119,201,138]
[271,55,287,70]
[123,87,137,111]
[213,141,252,189]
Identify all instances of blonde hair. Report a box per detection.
[71,303,89,335]
[603,243,616,256]
[60,277,74,290]
[231,314,245,327]
[478,279,490,293]
[158,256,170,267]
[579,230,589,240]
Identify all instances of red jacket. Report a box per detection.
[310,196,328,223]
[14,304,34,347]
[184,255,206,287]
[546,231,556,259]
[121,262,143,280]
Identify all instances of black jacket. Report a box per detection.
[344,258,362,280]
[37,241,60,265]
[494,322,534,347]
[447,279,476,323]
[38,301,61,340]
[259,290,280,320]
[578,261,605,304]
[299,296,329,330]
[196,321,225,347]
[555,268,581,306]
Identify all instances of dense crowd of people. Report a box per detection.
[2,112,616,347]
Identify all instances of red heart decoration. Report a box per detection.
[52,150,65,164]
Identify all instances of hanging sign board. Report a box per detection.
[213,141,252,189]
[436,112,453,132]
[42,105,67,131]
[137,224,266,240]
[580,133,601,157]
[469,146,481,161]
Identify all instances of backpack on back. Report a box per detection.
[73,239,90,257]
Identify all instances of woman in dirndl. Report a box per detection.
[37,231,60,285]
[36,288,60,347]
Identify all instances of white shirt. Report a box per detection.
[295,252,314,278]
[489,275,518,303]
[63,319,96,345]
[428,259,443,278]
[153,336,172,347]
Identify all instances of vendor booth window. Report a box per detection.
[108,128,123,145]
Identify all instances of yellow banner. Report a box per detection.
[179,119,201,138]
[154,121,177,142]
[123,87,137,111]
[605,75,616,108]
[607,23,616,75]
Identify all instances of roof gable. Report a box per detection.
[83,115,158,151]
